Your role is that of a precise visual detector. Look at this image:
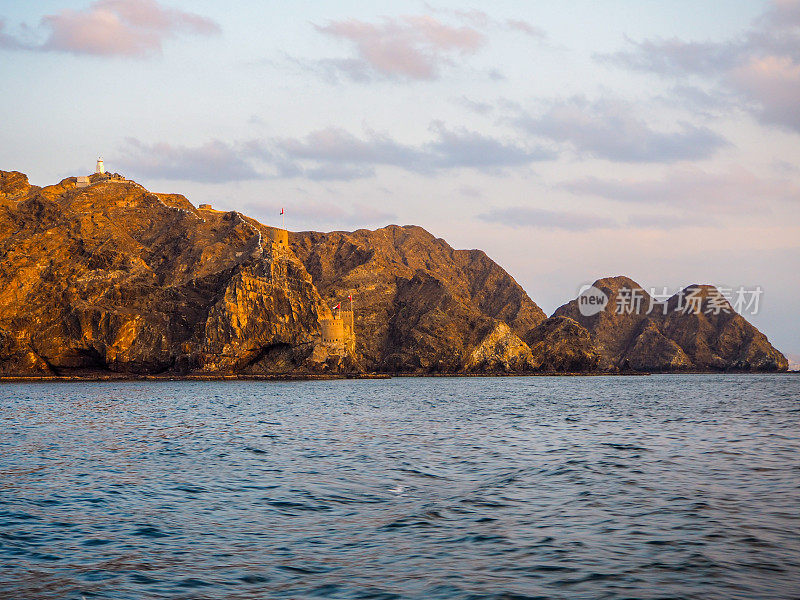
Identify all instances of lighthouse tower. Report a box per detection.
[95,157,105,174]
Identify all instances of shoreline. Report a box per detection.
[0,370,796,383]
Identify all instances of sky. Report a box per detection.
[1,0,799,361]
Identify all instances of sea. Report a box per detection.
[1,375,798,600]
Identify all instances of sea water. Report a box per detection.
[1,375,798,599]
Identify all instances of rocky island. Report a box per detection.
[0,169,788,377]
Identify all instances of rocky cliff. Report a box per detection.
[547,276,788,372]
[290,234,787,374]
[291,225,547,372]
[0,171,338,376]
[0,170,787,376]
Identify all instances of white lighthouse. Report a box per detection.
[95,157,105,174]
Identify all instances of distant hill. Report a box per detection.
[550,276,787,372]
[0,170,787,376]
[291,226,546,372]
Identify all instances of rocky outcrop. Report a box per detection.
[0,170,787,376]
[0,170,338,376]
[525,316,601,372]
[660,285,787,371]
[291,225,546,373]
[3,170,550,377]
[553,276,654,369]
[0,170,36,201]
[551,277,787,372]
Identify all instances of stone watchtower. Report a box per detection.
[320,308,355,356]
[265,226,288,248]
[95,157,105,174]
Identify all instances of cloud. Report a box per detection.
[427,6,546,39]
[427,121,556,168]
[304,164,377,181]
[315,58,376,83]
[603,0,800,132]
[454,95,493,115]
[773,159,800,174]
[660,84,739,116]
[505,19,546,39]
[560,166,800,208]
[478,207,617,231]
[277,127,425,170]
[314,15,485,80]
[729,55,800,131]
[0,0,219,57]
[481,170,783,230]
[116,138,265,183]
[605,37,738,76]
[459,186,483,198]
[308,9,545,82]
[515,96,728,162]
[0,19,26,49]
[276,124,553,177]
[625,213,715,229]
[116,122,554,184]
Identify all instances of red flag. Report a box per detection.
[347,294,352,301]
[280,208,284,215]
[332,302,340,310]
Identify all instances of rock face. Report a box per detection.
[0,170,788,376]
[291,225,546,373]
[0,171,337,376]
[549,276,788,372]
[525,316,601,372]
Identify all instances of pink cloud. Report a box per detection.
[315,15,485,80]
[505,19,545,39]
[424,6,546,39]
[606,0,800,132]
[3,0,219,57]
[730,55,800,131]
[94,0,219,34]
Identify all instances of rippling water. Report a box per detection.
[1,375,799,599]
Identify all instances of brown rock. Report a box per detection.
[291,225,546,373]
[554,276,653,369]
[553,276,787,372]
[0,170,333,376]
[0,170,787,376]
[625,319,693,371]
[661,285,788,371]
[525,316,600,372]
[0,328,52,375]
[0,170,36,200]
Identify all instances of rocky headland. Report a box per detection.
[0,170,788,377]
[549,277,787,372]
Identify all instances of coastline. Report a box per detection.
[1,370,796,383]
